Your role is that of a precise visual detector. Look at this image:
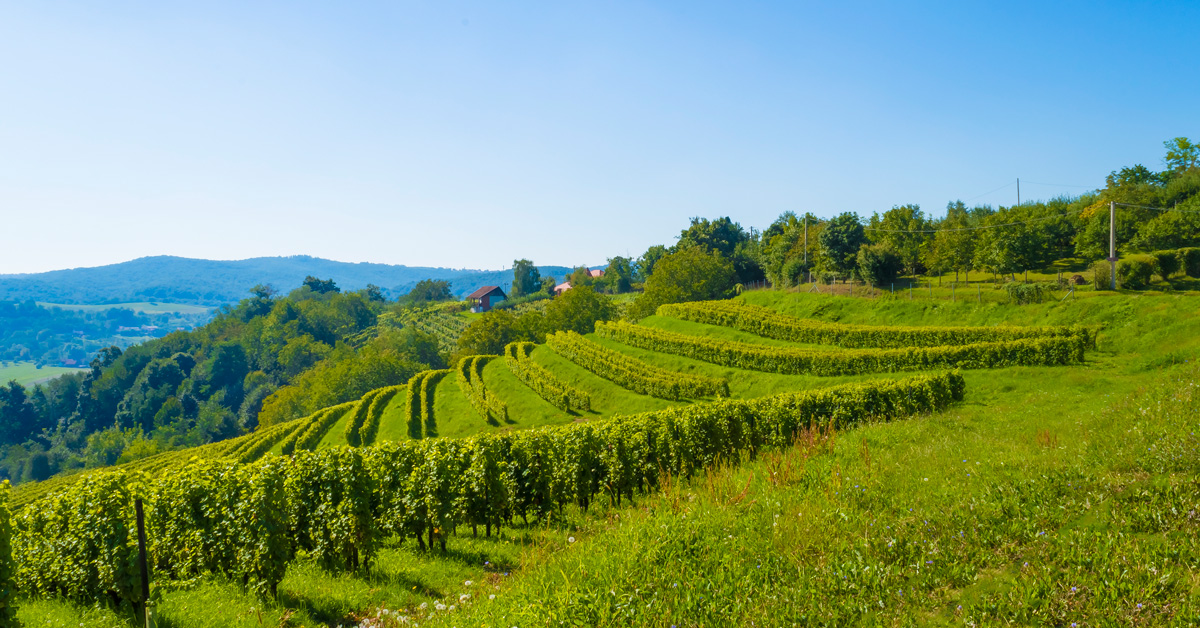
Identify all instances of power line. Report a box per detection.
[1115,202,1200,214]
[961,181,1015,203]
[1020,180,1096,189]
[863,208,1087,234]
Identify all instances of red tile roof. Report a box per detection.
[466,285,506,300]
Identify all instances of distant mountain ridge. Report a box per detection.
[0,256,575,305]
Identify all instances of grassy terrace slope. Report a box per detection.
[18,290,1198,627]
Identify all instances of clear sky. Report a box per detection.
[2,1,1196,274]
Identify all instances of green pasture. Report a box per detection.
[0,361,86,386]
[37,301,215,315]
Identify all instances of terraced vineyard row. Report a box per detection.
[658,300,1099,348]
[356,384,406,446]
[5,372,965,607]
[457,355,509,424]
[546,331,730,400]
[400,308,469,354]
[596,320,1086,375]
[406,369,451,438]
[505,341,591,413]
[280,401,358,455]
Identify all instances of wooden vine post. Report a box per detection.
[135,498,156,628]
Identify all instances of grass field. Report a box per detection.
[0,361,87,386]
[37,301,216,315]
[16,289,1200,626]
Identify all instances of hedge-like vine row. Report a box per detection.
[546,331,729,400]
[11,371,964,605]
[0,483,14,627]
[405,370,451,439]
[11,438,239,510]
[229,418,305,464]
[505,342,591,413]
[357,384,405,447]
[457,355,509,424]
[344,388,390,447]
[295,402,359,452]
[597,320,1085,376]
[658,300,1098,348]
[279,401,357,455]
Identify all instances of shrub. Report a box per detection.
[1005,282,1053,305]
[1152,250,1180,280]
[1177,247,1200,278]
[1116,255,1155,290]
[856,243,903,286]
[1092,260,1112,290]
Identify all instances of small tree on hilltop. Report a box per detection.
[857,243,904,287]
[511,259,541,298]
[818,213,865,281]
[628,246,735,320]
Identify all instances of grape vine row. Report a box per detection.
[505,342,591,413]
[546,331,729,400]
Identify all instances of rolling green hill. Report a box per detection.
[9,289,1200,627]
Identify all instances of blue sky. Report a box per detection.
[1,1,1195,274]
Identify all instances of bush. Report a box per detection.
[1092,260,1112,290]
[628,246,735,320]
[1178,247,1200,278]
[1005,282,1053,305]
[1116,255,1155,290]
[1152,250,1180,280]
[856,243,903,286]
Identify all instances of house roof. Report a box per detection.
[554,281,572,292]
[466,285,506,300]
[588,269,605,278]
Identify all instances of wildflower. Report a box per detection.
[435,603,446,611]
[464,580,473,586]
[568,536,576,543]
[419,603,428,610]
[489,594,496,600]
[460,594,470,602]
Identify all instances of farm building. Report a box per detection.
[467,285,506,313]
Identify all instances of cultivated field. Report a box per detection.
[0,362,86,387]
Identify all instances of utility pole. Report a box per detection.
[1017,178,1020,206]
[803,214,808,267]
[1108,200,1117,290]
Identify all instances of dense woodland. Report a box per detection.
[0,137,1197,485]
